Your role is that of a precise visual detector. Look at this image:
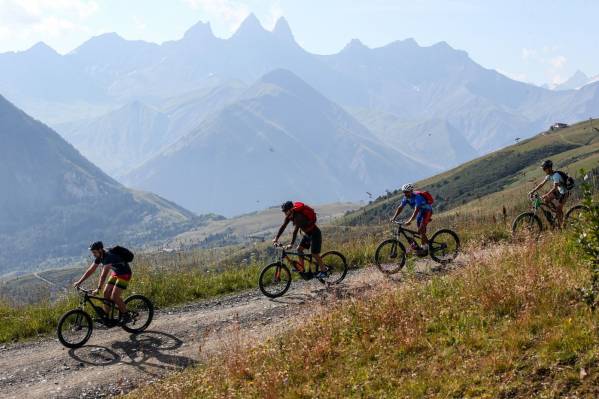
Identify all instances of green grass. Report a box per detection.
[127,233,599,399]
[344,118,599,225]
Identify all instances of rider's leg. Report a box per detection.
[297,234,312,272]
[417,211,432,253]
[556,200,565,228]
[296,246,306,272]
[310,227,324,273]
[110,285,127,314]
[102,282,115,314]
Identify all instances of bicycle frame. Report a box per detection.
[277,247,318,273]
[529,194,558,228]
[77,289,120,325]
[392,223,422,246]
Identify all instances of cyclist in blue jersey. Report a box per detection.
[390,183,433,256]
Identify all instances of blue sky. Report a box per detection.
[0,0,597,86]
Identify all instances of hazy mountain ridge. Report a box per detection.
[0,95,206,274]
[124,69,431,215]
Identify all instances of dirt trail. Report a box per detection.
[0,250,485,399]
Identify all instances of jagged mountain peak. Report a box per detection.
[183,20,215,41]
[232,13,268,39]
[26,41,59,56]
[272,16,294,41]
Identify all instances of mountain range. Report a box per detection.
[0,95,205,275]
[0,14,598,222]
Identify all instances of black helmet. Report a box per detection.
[541,160,553,169]
[281,201,293,212]
[89,241,104,251]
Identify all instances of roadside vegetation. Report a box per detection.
[128,230,599,398]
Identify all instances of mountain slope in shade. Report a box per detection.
[58,101,170,176]
[0,95,202,274]
[124,70,432,216]
[56,81,246,177]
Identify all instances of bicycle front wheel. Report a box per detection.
[429,229,460,264]
[122,294,154,333]
[319,251,348,284]
[57,309,93,348]
[512,212,542,241]
[259,262,291,298]
[374,239,407,275]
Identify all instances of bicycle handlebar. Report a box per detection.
[76,286,94,295]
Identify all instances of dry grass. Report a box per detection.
[127,233,599,398]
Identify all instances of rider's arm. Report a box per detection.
[273,218,291,242]
[406,206,419,224]
[545,182,560,196]
[391,204,404,221]
[96,265,111,292]
[530,177,548,194]
[74,262,99,287]
[290,225,300,246]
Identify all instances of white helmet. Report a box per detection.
[401,183,414,192]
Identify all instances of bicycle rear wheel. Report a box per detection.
[319,251,348,284]
[57,309,93,348]
[564,204,590,229]
[429,229,460,264]
[122,294,154,333]
[512,212,542,241]
[259,262,291,298]
[374,239,407,275]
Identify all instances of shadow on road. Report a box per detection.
[68,331,195,376]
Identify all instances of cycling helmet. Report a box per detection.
[89,241,104,251]
[401,183,415,192]
[541,160,553,169]
[281,201,294,212]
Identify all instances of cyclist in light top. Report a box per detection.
[390,183,433,256]
[529,159,569,227]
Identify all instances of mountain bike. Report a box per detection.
[374,221,460,275]
[258,243,348,298]
[56,287,154,348]
[511,193,589,239]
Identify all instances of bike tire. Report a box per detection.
[57,309,93,348]
[319,251,348,285]
[429,229,460,264]
[374,239,407,275]
[122,294,154,333]
[259,262,292,298]
[512,212,543,240]
[564,204,590,228]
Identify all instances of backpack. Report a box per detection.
[110,246,135,263]
[556,171,575,191]
[414,191,434,205]
[292,202,317,225]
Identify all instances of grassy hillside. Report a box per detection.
[128,232,599,398]
[343,119,599,225]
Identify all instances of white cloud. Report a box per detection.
[183,0,250,33]
[549,55,567,69]
[133,15,147,31]
[0,0,97,48]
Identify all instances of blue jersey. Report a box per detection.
[401,194,433,212]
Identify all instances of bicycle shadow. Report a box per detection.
[269,293,312,304]
[68,331,195,376]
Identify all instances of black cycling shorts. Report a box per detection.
[299,226,322,254]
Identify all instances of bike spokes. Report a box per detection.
[122,295,154,333]
[374,239,406,275]
[57,309,93,348]
[320,251,348,284]
[259,263,291,298]
[512,212,542,241]
[429,229,459,264]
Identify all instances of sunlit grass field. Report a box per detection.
[128,232,599,398]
